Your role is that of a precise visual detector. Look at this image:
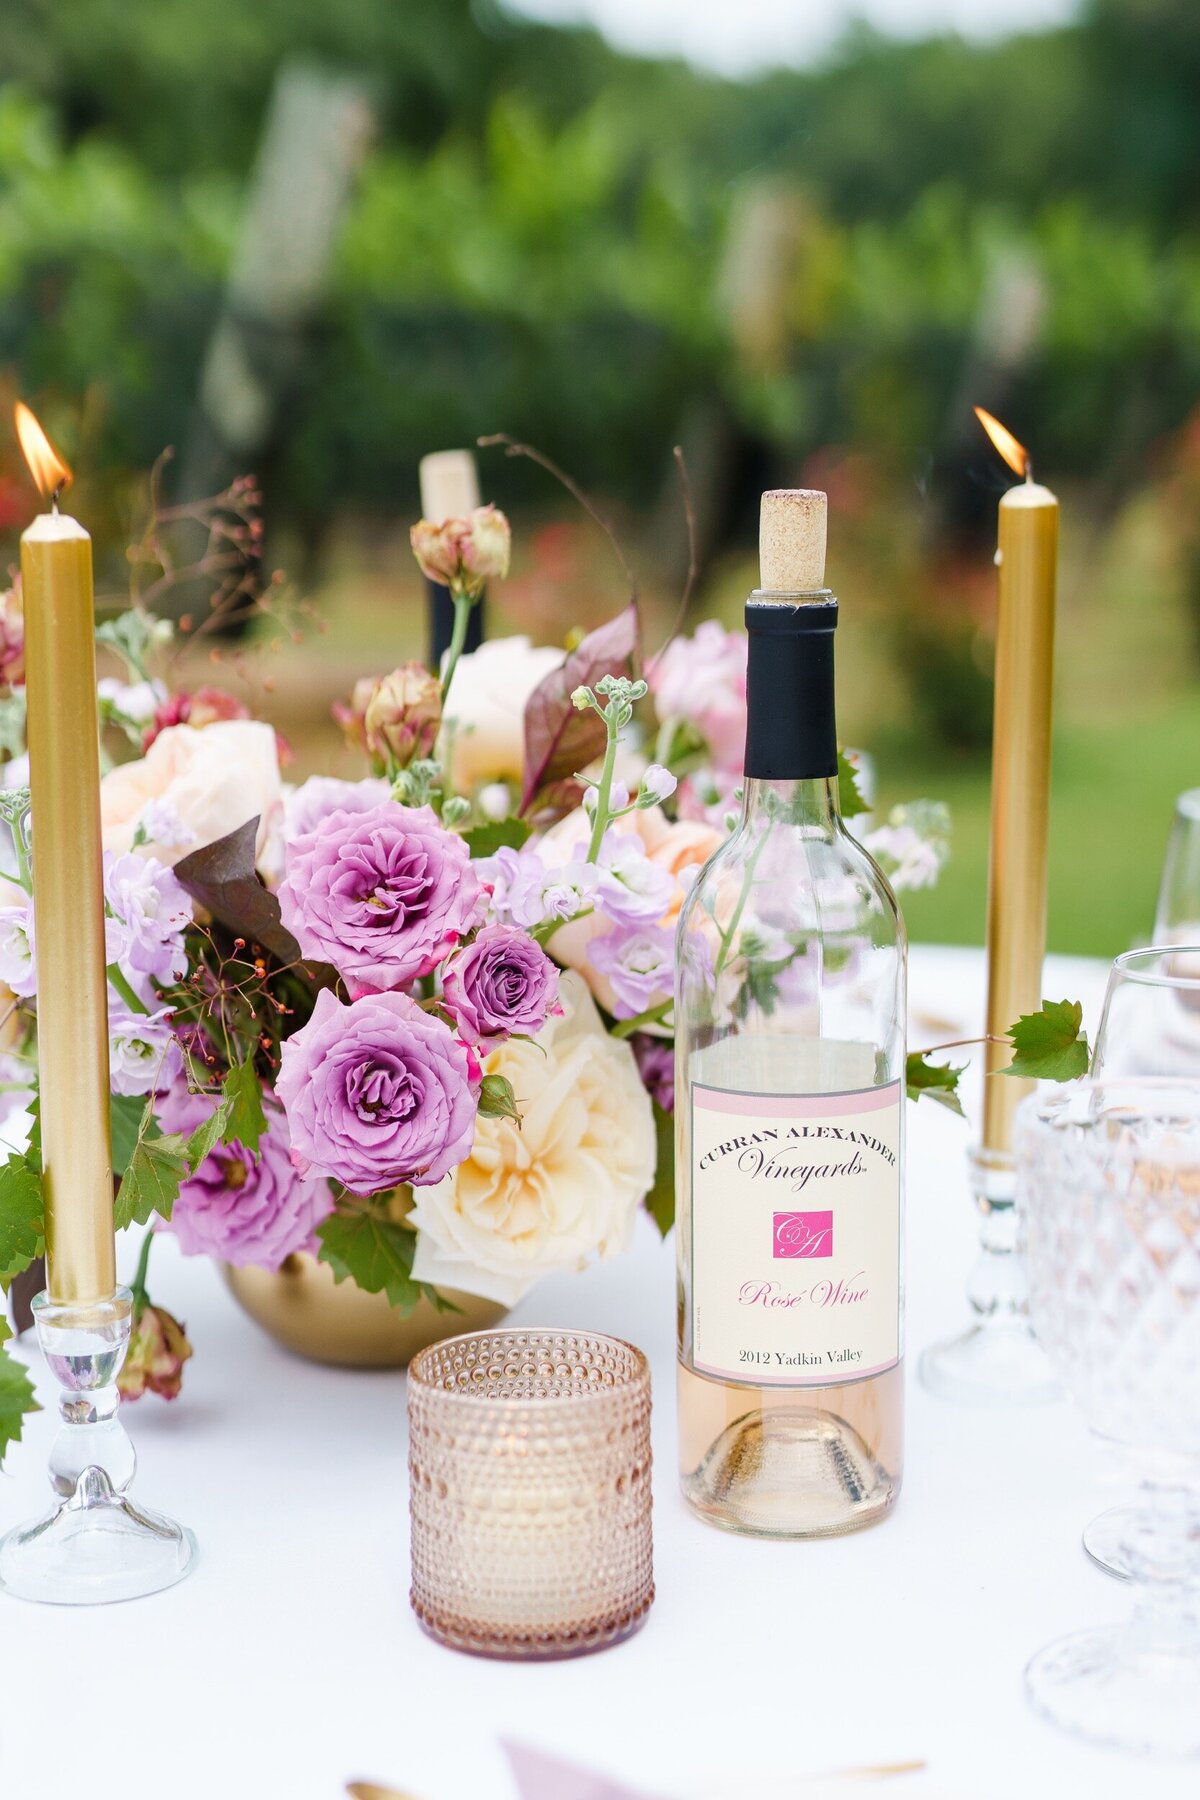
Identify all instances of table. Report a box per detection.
[2,946,1194,1800]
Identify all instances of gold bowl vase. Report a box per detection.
[222,1253,508,1370]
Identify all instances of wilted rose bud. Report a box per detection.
[363,663,442,770]
[118,1301,194,1402]
[410,504,511,599]
[0,583,25,688]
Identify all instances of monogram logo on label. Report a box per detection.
[773,1210,834,1259]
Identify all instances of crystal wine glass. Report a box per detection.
[1017,1081,1200,1756]
[1155,787,1200,945]
[1088,946,1200,1580]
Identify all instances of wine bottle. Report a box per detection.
[675,489,906,1538]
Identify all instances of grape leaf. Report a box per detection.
[0,1318,39,1466]
[175,817,301,964]
[838,751,869,820]
[111,1094,156,1177]
[461,818,531,859]
[999,999,1090,1082]
[115,1133,189,1230]
[185,1096,234,1171]
[222,1058,267,1155]
[0,1151,44,1288]
[906,1052,966,1116]
[520,602,640,814]
[644,1100,676,1237]
[316,1207,422,1312]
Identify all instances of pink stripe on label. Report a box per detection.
[694,1081,900,1118]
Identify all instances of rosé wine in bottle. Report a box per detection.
[675,489,906,1538]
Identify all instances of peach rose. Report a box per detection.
[100,720,283,869]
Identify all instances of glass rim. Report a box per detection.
[1024,1074,1200,1126]
[1109,945,1200,989]
[407,1326,651,1406]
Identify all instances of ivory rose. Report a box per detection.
[539,806,722,1020]
[441,635,565,792]
[100,721,283,868]
[409,973,656,1304]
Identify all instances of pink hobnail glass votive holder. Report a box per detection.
[408,1327,654,1659]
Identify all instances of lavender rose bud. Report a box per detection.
[278,801,483,991]
[158,1085,334,1269]
[442,924,560,1047]
[277,986,478,1192]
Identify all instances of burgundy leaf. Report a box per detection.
[175,817,301,964]
[520,602,641,815]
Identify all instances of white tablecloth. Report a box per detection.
[2,946,1195,1800]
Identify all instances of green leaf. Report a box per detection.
[0,1318,39,1466]
[1000,999,1090,1082]
[906,1051,966,1116]
[477,1073,522,1126]
[838,751,869,820]
[0,1151,44,1288]
[461,818,532,859]
[316,1207,422,1312]
[644,1100,676,1237]
[115,1133,189,1230]
[111,1094,157,1178]
[184,1096,234,1171]
[222,1059,267,1155]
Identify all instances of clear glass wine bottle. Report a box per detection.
[675,499,906,1539]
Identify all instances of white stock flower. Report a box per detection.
[409,972,656,1305]
[0,901,35,998]
[100,721,283,869]
[97,677,166,727]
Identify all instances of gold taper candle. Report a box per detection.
[975,407,1059,1154]
[15,403,115,1303]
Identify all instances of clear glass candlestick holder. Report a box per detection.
[408,1327,654,1659]
[917,1145,1060,1406]
[0,1286,196,1605]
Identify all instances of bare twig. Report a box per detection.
[649,443,700,668]
[477,432,639,601]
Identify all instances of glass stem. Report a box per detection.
[1122,1474,1200,1655]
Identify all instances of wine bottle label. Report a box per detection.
[689,1080,902,1386]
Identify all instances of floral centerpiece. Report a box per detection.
[0,459,947,1437]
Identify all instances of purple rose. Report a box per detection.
[278,801,483,991]
[277,986,477,1192]
[284,775,390,841]
[442,925,559,1046]
[632,1033,674,1113]
[158,1086,333,1269]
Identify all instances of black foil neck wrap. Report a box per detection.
[743,591,838,781]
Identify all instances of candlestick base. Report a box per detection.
[918,1146,1060,1407]
[0,1288,196,1605]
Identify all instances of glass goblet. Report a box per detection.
[1088,947,1200,1579]
[1017,1080,1200,1757]
[1155,787,1200,944]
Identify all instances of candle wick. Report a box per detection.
[1024,457,1034,485]
[51,481,64,515]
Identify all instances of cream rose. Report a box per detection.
[409,972,656,1305]
[100,720,283,869]
[441,635,564,792]
[539,805,723,1019]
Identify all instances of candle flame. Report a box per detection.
[14,401,72,500]
[974,405,1029,478]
